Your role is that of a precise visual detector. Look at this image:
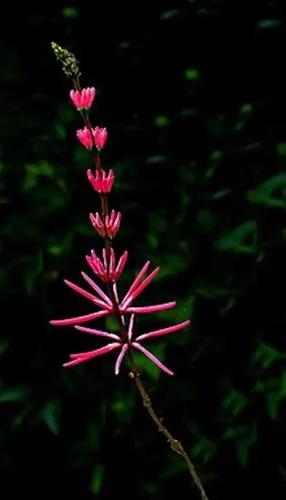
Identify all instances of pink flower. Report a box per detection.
[50,257,178,329]
[86,248,128,282]
[63,314,191,375]
[77,127,93,149]
[93,127,108,150]
[87,168,115,193]
[76,126,108,150]
[70,87,96,110]
[90,210,121,238]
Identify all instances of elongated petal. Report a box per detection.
[132,342,174,376]
[81,272,113,306]
[64,279,109,309]
[50,309,109,327]
[121,261,150,305]
[63,342,121,367]
[114,344,128,375]
[74,325,121,341]
[109,248,115,274]
[136,320,191,342]
[115,250,128,277]
[124,301,176,314]
[128,314,135,341]
[112,282,120,304]
[69,342,121,359]
[122,267,159,309]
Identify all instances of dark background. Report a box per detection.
[1,1,286,498]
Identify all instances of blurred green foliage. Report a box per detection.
[1,1,286,499]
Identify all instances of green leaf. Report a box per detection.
[191,435,217,463]
[256,19,281,30]
[90,464,105,495]
[222,389,248,416]
[111,392,135,423]
[40,400,61,435]
[216,220,257,254]
[160,9,180,20]
[0,385,29,403]
[223,423,257,467]
[254,342,284,369]
[0,338,10,356]
[154,115,170,127]
[22,251,43,296]
[185,68,200,81]
[248,174,286,209]
[62,6,78,19]
[277,143,286,159]
[265,392,281,420]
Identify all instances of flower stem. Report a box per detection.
[132,373,209,500]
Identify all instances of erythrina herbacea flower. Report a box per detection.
[50,43,209,500]
[50,257,190,374]
[89,210,121,238]
[87,168,115,193]
[70,87,96,110]
[76,126,108,150]
[86,248,128,282]
[50,258,178,325]
[62,314,190,375]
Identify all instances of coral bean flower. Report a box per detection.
[86,248,128,282]
[76,126,108,150]
[87,168,115,193]
[62,314,190,375]
[50,255,191,374]
[90,210,121,239]
[50,258,177,328]
[70,87,96,110]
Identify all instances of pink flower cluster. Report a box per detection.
[87,168,114,193]
[90,210,121,239]
[50,83,191,375]
[70,87,96,110]
[50,250,190,375]
[77,126,108,150]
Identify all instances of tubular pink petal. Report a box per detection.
[121,261,150,305]
[121,267,160,309]
[93,127,108,150]
[69,343,121,359]
[109,210,115,225]
[128,314,135,341]
[63,343,121,367]
[64,279,108,307]
[63,358,90,368]
[74,325,121,341]
[115,251,128,278]
[124,301,176,314]
[109,248,115,274]
[50,309,109,327]
[102,248,108,269]
[76,127,93,149]
[136,319,191,342]
[114,212,121,228]
[114,344,128,375]
[81,272,113,306]
[112,282,120,304]
[132,343,174,376]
